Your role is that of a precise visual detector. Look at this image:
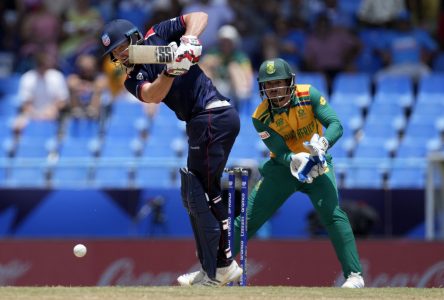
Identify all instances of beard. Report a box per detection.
[270,95,291,109]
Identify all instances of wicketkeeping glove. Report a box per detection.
[176,35,202,64]
[290,152,321,184]
[164,42,192,77]
[303,133,329,169]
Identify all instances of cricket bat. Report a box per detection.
[128,45,174,64]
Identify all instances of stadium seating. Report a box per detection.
[0,73,20,96]
[51,136,98,187]
[363,111,403,139]
[374,74,414,108]
[64,118,100,140]
[5,164,48,187]
[331,73,372,106]
[356,28,384,74]
[412,98,444,116]
[330,101,363,134]
[0,94,19,117]
[417,73,444,95]
[14,136,57,159]
[20,120,59,139]
[296,72,328,96]
[343,162,387,189]
[51,162,94,188]
[353,136,392,159]
[395,135,430,158]
[432,53,444,72]
[388,158,426,188]
[93,162,135,188]
[136,166,177,188]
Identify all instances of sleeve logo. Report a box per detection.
[320,96,327,105]
[259,131,270,139]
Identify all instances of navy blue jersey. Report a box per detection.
[124,16,229,122]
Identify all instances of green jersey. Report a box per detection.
[252,84,343,166]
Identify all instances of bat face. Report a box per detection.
[128,45,174,64]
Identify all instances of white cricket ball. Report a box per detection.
[73,244,87,258]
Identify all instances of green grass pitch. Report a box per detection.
[1,286,443,300]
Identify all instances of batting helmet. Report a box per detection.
[257,58,293,83]
[101,19,143,57]
[257,58,295,109]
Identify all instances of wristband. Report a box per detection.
[162,69,177,78]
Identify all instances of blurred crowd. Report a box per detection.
[0,0,443,125]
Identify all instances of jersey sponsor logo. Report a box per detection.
[259,131,270,139]
[320,96,326,105]
[101,34,110,46]
[136,72,144,80]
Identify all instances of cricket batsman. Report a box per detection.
[232,58,365,288]
[100,12,242,286]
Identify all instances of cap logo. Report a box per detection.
[101,34,110,47]
[266,61,276,74]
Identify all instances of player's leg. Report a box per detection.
[301,159,364,287]
[180,167,220,280]
[182,106,242,286]
[232,159,298,255]
[197,106,240,267]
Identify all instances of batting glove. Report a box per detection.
[290,152,321,184]
[176,35,202,64]
[303,133,328,169]
[164,42,192,77]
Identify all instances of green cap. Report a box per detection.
[257,58,293,83]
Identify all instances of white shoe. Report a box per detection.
[341,272,365,288]
[177,269,204,286]
[192,260,243,287]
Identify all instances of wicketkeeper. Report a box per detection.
[231,58,365,288]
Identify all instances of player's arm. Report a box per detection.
[309,86,343,148]
[252,117,294,167]
[182,12,208,37]
[124,69,175,104]
[132,74,175,104]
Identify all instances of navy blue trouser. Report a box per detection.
[186,105,240,267]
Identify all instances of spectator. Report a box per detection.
[42,0,72,18]
[358,0,406,27]
[60,0,104,62]
[13,53,69,132]
[0,1,18,53]
[228,0,268,68]
[115,0,153,30]
[67,54,108,120]
[323,0,355,29]
[438,1,444,49]
[102,56,127,99]
[199,25,254,114]
[375,11,439,82]
[262,16,306,71]
[17,0,61,72]
[303,13,361,91]
[406,0,441,33]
